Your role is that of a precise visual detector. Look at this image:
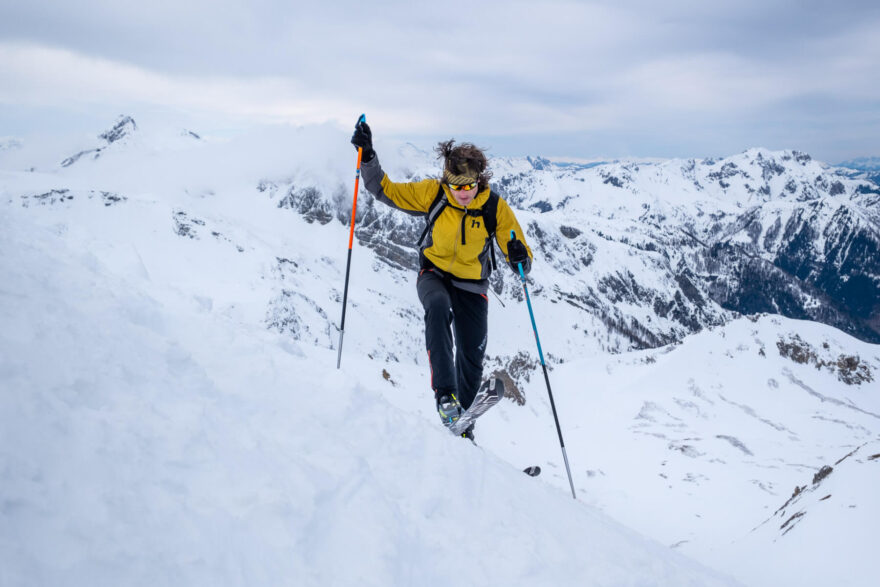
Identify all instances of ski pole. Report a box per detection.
[511,230,577,499]
[337,114,366,369]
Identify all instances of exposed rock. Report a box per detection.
[559,225,582,239]
[776,335,874,385]
[812,465,833,484]
[100,116,137,144]
[173,210,205,239]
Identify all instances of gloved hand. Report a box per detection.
[350,118,375,162]
[507,236,531,274]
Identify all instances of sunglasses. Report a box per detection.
[448,181,478,191]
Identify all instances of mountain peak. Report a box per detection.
[99,115,138,145]
[736,147,813,166]
[526,155,552,170]
[741,146,774,159]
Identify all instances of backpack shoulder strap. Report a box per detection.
[416,183,447,247]
[482,190,500,271]
[482,190,499,237]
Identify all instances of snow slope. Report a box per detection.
[519,318,880,586]
[2,118,878,586]
[0,196,737,586]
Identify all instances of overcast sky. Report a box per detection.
[1,0,878,162]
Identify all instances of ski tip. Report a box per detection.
[523,466,541,477]
[357,113,366,124]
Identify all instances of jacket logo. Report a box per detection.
[471,219,481,229]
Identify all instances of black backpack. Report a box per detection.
[416,184,500,271]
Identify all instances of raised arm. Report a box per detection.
[351,119,438,215]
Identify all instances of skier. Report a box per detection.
[351,119,533,439]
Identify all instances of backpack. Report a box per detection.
[416,184,500,271]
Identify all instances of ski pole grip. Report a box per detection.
[510,230,527,280]
[354,114,367,161]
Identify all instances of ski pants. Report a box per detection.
[417,269,488,410]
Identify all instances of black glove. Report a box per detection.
[507,237,531,274]
[350,118,375,162]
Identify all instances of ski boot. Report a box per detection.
[436,393,463,428]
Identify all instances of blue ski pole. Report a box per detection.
[511,230,577,499]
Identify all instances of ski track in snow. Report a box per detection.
[783,368,880,420]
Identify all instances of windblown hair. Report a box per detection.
[435,139,493,192]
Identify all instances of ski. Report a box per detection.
[448,377,505,436]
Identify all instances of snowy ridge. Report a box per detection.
[60,116,139,167]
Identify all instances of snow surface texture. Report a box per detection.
[2,117,878,586]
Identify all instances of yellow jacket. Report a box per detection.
[361,156,532,285]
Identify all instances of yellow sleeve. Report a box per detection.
[377,176,440,213]
[496,198,533,260]
[360,154,440,214]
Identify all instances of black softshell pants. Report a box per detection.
[417,269,488,410]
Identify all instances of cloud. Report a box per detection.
[0,1,878,160]
[0,43,358,125]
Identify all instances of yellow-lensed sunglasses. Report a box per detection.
[448,182,478,191]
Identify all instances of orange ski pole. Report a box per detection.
[337,114,366,368]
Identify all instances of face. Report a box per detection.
[449,182,478,206]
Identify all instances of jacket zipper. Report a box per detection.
[448,205,466,273]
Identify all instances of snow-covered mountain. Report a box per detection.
[838,156,880,171]
[837,156,880,187]
[1,116,878,586]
